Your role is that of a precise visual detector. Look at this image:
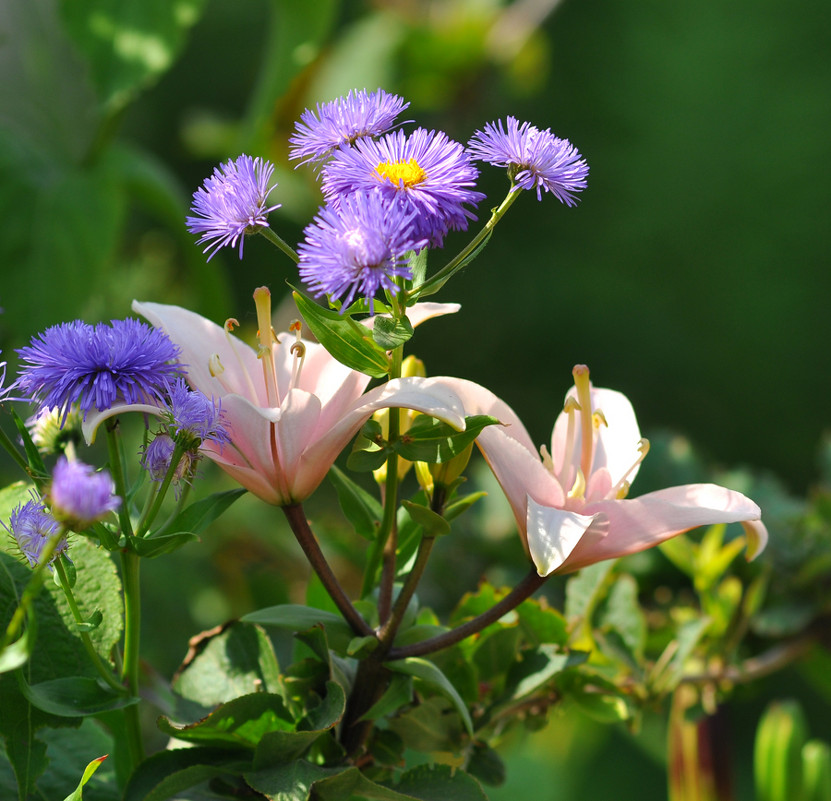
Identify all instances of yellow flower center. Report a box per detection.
[375,158,427,188]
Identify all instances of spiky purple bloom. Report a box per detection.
[141,434,197,495]
[186,155,280,260]
[289,88,410,167]
[298,190,428,311]
[49,457,119,528]
[16,319,182,420]
[166,377,228,446]
[467,116,589,205]
[6,500,67,567]
[321,128,484,247]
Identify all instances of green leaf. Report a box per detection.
[467,741,506,787]
[10,410,47,482]
[372,315,414,350]
[472,626,522,684]
[76,609,103,634]
[173,621,282,708]
[401,501,451,537]
[564,560,615,624]
[163,488,247,536]
[360,673,413,722]
[506,645,586,700]
[516,598,568,647]
[293,291,390,377]
[242,605,355,655]
[58,0,208,113]
[157,693,295,749]
[599,574,646,662]
[395,415,500,464]
[387,695,465,753]
[328,465,383,541]
[408,248,429,289]
[129,530,199,558]
[19,676,136,717]
[388,657,473,735]
[347,447,390,473]
[61,754,108,801]
[124,747,249,801]
[395,763,489,801]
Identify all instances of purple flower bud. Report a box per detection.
[6,500,67,567]
[49,457,119,529]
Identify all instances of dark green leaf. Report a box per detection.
[328,465,383,541]
[129,530,199,558]
[467,741,506,787]
[76,609,103,634]
[394,762,489,801]
[11,410,47,482]
[19,676,136,717]
[599,574,646,661]
[293,291,390,377]
[360,673,413,722]
[395,415,499,464]
[388,657,473,735]
[163,488,246,536]
[347,446,391,473]
[516,598,568,647]
[506,645,585,700]
[242,605,355,655]
[372,315,414,350]
[401,501,451,537]
[124,747,249,801]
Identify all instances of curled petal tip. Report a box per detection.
[742,519,768,560]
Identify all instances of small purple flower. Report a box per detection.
[298,191,428,311]
[289,88,410,166]
[16,319,182,420]
[467,116,589,205]
[6,500,67,567]
[141,434,197,494]
[166,377,228,446]
[49,457,119,529]
[186,155,280,260]
[321,128,484,247]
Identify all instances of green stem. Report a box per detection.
[259,226,299,263]
[0,423,35,480]
[361,347,404,601]
[106,423,134,540]
[412,187,521,300]
[120,550,144,765]
[134,440,188,538]
[54,560,125,694]
[385,568,548,660]
[283,504,374,638]
[0,531,66,651]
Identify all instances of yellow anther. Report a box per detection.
[224,318,240,333]
[592,410,608,429]
[568,469,586,499]
[540,444,555,473]
[209,354,224,377]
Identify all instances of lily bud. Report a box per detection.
[754,700,808,801]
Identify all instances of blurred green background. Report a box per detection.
[1,0,829,798]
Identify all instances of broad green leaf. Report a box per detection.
[327,465,383,541]
[408,248,429,289]
[360,673,413,722]
[293,291,390,378]
[395,416,499,464]
[157,693,295,749]
[472,626,522,684]
[516,597,568,647]
[466,741,506,788]
[599,573,646,662]
[58,0,208,113]
[162,488,247,536]
[123,747,250,801]
[347,446,391,473]
[61,754,108,801]
[388,657,473,735]
[506,645,586,700]
[387,697,465,756]
[242,605,355,655]
[564,560,615,632]
[19,676,136,717]
[372,315,414,350]
[173,622,282,708]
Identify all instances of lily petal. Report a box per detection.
[526,497,600,576]
[82,402,167,444]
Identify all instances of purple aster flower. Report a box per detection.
[16,318,182,420]
[289,88,410,167]
[321,128,485,247]
[5,499,67,568]
[298,190,428,312]
[49,457,119,529]
[186,155,280,261]
[166,377,228,446]
[467,116,589,205]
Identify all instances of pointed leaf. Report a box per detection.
[293,291,390,377]
[395,415,499,463]
[401,501,451,538]
[61,754,108,801]
[242,605,355,654]
[372,315,414,350]
[19,676,136,717]
[129,530,199,558]
[328,465,383,541]
[164,488,246,535]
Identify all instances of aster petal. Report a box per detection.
[562,483,767,572]
[526,497,601,576]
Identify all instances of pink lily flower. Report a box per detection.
[85,289,466,506]
[437,366,767,576]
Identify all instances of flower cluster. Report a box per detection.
[5,499,67,568]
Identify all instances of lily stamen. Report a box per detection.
[610,438,651,499]
[221,317,260,400]
[253,286,281,407]
[289,319,306,390]
[572,365,595,483]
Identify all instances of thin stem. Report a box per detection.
[362,346,404,601]
[386,568,548,660]
[134,440,188,538]
[0,423,35,479]
[283,504,374,638]
[258,226,299,263]
[106,423,134,540]
[54,559,126,694]
[412,187,521,300]
[120,550,144,766]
